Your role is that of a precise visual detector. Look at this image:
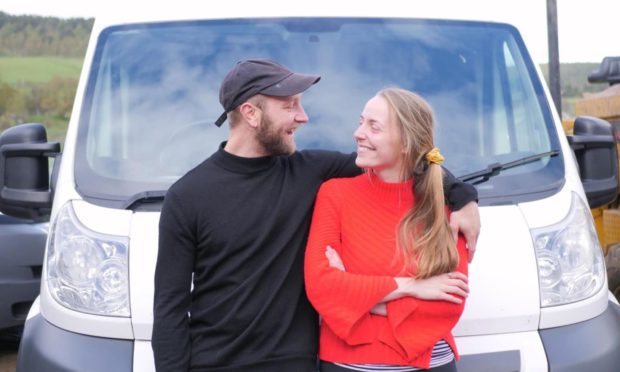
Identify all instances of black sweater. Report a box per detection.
[152,145,476,371]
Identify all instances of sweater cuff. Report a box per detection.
[446,181,478,211]
[386,298,435,363]
[386,298,462,363]
[442,167,478,210]
[386,297,418,328]
[321,275,398,346]
[375,297,419,360]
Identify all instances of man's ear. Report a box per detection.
[239,102,261,128]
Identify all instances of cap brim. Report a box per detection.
[260,73,321,97]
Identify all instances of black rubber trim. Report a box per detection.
[16,314,133,372]
[540,300,620,372]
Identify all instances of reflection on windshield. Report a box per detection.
[76,18,562,207]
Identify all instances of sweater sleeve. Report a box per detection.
[442,167,478,211]
[301,150,361,180]
[152,190,195,371]
[304,181,397,346]
[384,235,469,362]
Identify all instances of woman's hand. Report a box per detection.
[395,272,469,304]
[325,245,345,271]
[370,303,387,316]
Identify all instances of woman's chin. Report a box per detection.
[355,159,366,169]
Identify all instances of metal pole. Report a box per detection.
[547,0,562,117]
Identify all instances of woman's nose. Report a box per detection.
[354,125,366,140]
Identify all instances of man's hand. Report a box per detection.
[449,201,480,263]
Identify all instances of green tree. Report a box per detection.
[0,12,93,57]
[0,82,27,130]
[39,77,78,119]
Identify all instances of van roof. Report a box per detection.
[92,1,506,29]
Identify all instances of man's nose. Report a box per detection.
[295,106,309,123]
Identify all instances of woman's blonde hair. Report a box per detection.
[377,88,458,279]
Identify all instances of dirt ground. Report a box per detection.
[0,352,16,372]
[0,330,19,372]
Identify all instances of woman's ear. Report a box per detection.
[239,102,261,128]
[401,144,409,155]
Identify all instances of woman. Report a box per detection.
[304,88,469,372]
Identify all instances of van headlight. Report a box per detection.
[47,202,130,316]
[532,192,605,307]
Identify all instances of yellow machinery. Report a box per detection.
[564,56,620,298]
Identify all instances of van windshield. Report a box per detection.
[76,18,563,208]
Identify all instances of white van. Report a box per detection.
[2,4,620,371]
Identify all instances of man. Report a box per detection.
[152,59,480,371]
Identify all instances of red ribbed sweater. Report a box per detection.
[304,174,468,369]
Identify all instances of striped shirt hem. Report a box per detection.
[333,340,454,371]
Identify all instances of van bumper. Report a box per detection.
[16,313,133,372]
[17,301,620,371]
[0,216,46,330]
[539,300,620,372]
[456,300,620,371]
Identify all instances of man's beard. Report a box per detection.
[256,115,294,156]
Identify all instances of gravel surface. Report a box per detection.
[0,329,19,372]
[0,351,17,372]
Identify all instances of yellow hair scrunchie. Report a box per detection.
[425,147,444,165]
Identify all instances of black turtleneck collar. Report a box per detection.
[211,142,279,174]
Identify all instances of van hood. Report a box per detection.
[128,211,160,340]
[127,205,546,339]
[453,205,540,336]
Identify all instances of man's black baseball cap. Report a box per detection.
[214,59,321,126]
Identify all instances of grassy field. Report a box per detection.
[25,114,70,144]
[0,56,83,83]
[0,57,82,144]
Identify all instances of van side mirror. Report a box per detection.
[568,116,619,208]
[0,123,61,220]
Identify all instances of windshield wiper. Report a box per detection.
[123,190,167,209]
[458,150,560,185]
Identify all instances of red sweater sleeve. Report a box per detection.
[304,181,397,346]
[384,235,469,362]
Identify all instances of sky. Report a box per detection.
[1,0,619,64]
